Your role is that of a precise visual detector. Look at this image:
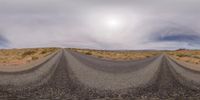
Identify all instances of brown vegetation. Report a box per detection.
[69,48,160,61]
[0,48,58,66]
[167,50,200,65]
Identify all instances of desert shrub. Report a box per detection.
[146,55,150,58]
[85,52,92,55]
[47,48,56,52]
[97,55,103,58]
[193,56,200,59]
[2,61,7,63]
[22,50,36,57]
[176,54,191,57]
[185,60,189,62]
[40,50,48,54]
[32,56,39,60]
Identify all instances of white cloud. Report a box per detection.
[0,0,200,49]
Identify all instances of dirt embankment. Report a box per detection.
[167,50,200,65]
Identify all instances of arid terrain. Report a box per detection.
[69,48,161,61]
[0,48,58,66]
[70,48,200,65]
[0,48,199,99]
[1,48,200,66]
[167,49,200,65]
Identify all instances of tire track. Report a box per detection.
[153,57,200,99]
[167,56,200,90]
[64,50,162,90]
[0,52,200,99]
[69,50,159,73]
[0,52,76,99]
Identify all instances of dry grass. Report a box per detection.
[167,50,200,65]
[69,48,160,61]
[0,48,58,66]
[2,47,198,66]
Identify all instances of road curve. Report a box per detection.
[69,50,159,73]
[166,55,200,90]
[0,50,62,89]
[65,50,162,90]
[0,50,200,99]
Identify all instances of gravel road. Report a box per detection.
[0,50,200,99]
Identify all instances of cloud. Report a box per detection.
[0,33,9,48]
[0,0,200,49]
[156,34,200,43]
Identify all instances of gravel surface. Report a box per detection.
[70,51,159,73]
[0,51,200,99]
[65,51,162,90]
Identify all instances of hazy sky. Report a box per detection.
[0,0,200,50]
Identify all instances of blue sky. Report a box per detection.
[0,0,200,50]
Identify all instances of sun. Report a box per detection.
[86,9,140,40]
[87,11,129,37]
[103,16,122,30]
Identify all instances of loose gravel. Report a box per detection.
[0,53,200,99]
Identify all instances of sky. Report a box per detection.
[0,0,200,50]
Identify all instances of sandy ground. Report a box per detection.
[69,48,161,61]
[0,50,200,99]
[1,48,200,66]
[167,50,200,65]
[0,48,58,66]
